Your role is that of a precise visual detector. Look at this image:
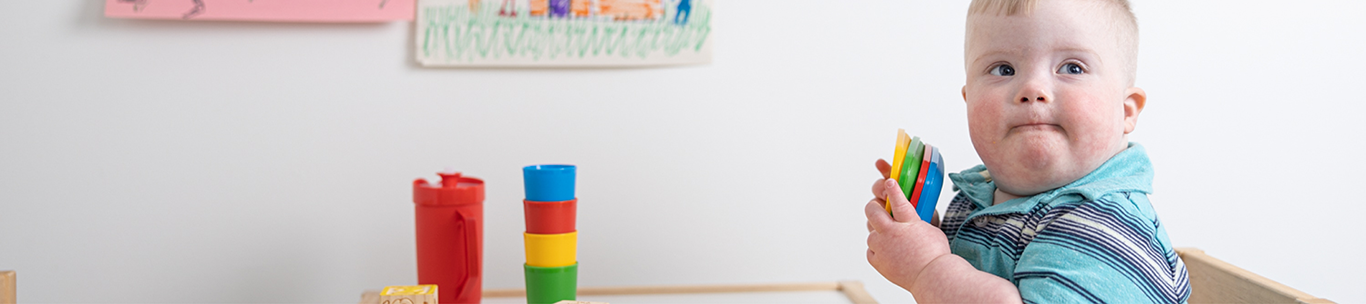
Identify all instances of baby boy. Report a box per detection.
[864,0,1191,302]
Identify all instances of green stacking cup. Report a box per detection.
[524,263,577,304]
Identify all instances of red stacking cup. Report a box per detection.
[413,172,484,304]
[524,199,576,234]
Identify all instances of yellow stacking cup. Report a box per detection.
[524,231,577,267]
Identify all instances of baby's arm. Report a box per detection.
[866,177,1021,303]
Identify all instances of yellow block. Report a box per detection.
[525,231,577,267]
[886,129,911,205]
[379,285,437,304]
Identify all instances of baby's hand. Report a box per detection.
[866,176,953,291]
[869,159,939,227]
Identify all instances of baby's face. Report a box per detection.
[963,0,1144,196]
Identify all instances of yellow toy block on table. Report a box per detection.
[2,270,14,304]
[379,285,437,304]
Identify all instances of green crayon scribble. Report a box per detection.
[419,2,711,63]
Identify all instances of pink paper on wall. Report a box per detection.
[104,0,415,22]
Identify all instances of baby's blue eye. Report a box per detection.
[1058,63,1084,74]
[990,64,1015,76]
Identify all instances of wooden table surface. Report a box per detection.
[360,281,878,304]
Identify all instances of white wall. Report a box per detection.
[1,1,1362,303]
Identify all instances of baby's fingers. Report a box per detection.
[875,159,891,178]
[883,179,920,223]
[865,199,893,228]
[872,178,889,198]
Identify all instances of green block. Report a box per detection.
[898,137,924,200]
[524,263,577,304]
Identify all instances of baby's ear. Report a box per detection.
[1123,87,1147,134]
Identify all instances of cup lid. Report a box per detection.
[413,171,484,206]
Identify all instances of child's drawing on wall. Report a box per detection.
[598,0,661,21]
[417,0,711,67]
[513,0,693,22]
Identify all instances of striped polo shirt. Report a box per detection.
[940,143,1191,303]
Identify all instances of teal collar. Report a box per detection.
[947,143,1154,214]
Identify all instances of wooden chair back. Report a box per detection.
[1178,248,1333,304]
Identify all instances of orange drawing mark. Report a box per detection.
[599,0,661,20]
[571,0,591,17]
[530,0,549,16]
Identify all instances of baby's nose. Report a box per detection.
[1019,96,1046,103]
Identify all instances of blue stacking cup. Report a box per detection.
[523,165,576,202]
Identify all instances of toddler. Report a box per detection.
[864,0,1191,302]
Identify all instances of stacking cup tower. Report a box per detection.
[521,165,578,304]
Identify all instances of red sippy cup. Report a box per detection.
[413,171,484,304]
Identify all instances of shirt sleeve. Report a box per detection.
[1012,195,1190,304]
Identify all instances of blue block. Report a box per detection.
[915,148,944,224]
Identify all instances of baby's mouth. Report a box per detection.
[1010,123,1062,133]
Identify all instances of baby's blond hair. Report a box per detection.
[968,0,1139,85]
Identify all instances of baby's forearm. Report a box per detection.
[909,254,1022,303]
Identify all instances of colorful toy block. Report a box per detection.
[379,285,438,304]
[886,129,945,223]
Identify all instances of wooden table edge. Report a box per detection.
[361,281,878,304]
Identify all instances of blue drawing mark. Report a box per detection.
[674,0,690,25]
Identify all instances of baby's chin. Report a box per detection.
[974,127,1129,196]
[981,142,1098,196]
[991,169,1080,197]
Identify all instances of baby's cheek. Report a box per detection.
[1061,96,1128,158]
[964,100,1001,143]
[964,97,1011,173]
[965,94,1006,128]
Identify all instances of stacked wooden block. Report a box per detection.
[378,285,437,304]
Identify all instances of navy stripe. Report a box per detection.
[1060,202,1180,287]
[938,191,1190,304]
[1031,200,1190,303]
[940,193,974,241]
[1043,201,1165,274]
[1032,233,1168,303]
[1035,224,1171,302]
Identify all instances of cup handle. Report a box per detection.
[452,210,480,296]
